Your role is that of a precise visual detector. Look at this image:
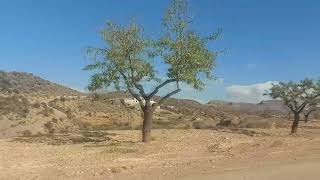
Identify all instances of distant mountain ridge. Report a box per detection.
[207,99,289,114]
[0,70,296,138]
[0,70,288,116]
[0,71,82,96]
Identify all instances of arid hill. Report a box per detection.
[0,71,295,138]
[0,71,82,96]
[207,100,289,115]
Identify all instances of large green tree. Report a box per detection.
[84,0,220,142]
[267,79,320,134]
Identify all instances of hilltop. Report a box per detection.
[0,71,82,96]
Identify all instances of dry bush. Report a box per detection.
[21,130,32,137]
[44,121,55,133]
[0,95,30,119]
[192,120,215,129]
[38,107,54,117]
[40,102,48,108]
[238,118,273,129]
[65,108,75,119]
[32,102,41,108]
[52,118,58,123]
[217,118,240,127]
[59,96,67,102]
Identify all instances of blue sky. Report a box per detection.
[1,0,319,103]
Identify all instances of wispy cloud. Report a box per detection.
[159,78,226,103]
[225,81,278,103]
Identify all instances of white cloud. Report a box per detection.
[157,78,226,103]
[226,81,278,103]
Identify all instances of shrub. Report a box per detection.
[192,120,214,129]
[38,107,54,117]
[239,119,273,129]
[0,95,30,119]
[65,108,74,119]
[44,121,55,133]
[21,130,32,137]
[32,102,41,108]
[60,96,67,102]
[52,118,58,123]
[40,102,47,108]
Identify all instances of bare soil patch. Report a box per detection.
[0,121,319,180]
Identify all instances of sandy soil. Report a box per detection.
[184,156,320,180]
[0,121,320,180]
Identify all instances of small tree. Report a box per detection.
[84,0,220,142]
[303,100,319,123]
[267,79,320,134]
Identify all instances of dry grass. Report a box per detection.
[14,131,114,145]
[0,95,30,119]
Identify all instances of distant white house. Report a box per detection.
[122,98,157,107]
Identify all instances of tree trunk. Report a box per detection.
[304,114,309,123]
[142,105,153,143]
[291,113,300,134]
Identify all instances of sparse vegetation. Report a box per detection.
[0,95,30,119]
[32,102,41,108]
[85,0,220,142]
[2,0,320,179]
[267,79,320,133]
[192,120,215,129]
[44,121,55,133]
[38,106,54,117]
[0,71,82,96]
[21,130,32,137]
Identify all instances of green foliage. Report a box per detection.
[84,0,220,107]
[267,79,320,113]
[84,21,155,92]
[158,0,220,89]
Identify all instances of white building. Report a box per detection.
[123,98,157,106]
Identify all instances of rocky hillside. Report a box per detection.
[0,71,82,96]
[0,70,296,138]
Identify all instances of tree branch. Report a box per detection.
[147,79,177,99]
[158,88,181,105]
[119,71,145,109]
[305,109,317,116]
[128,55,147,98]
[288,103,295,113]
[297,102,307,113]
